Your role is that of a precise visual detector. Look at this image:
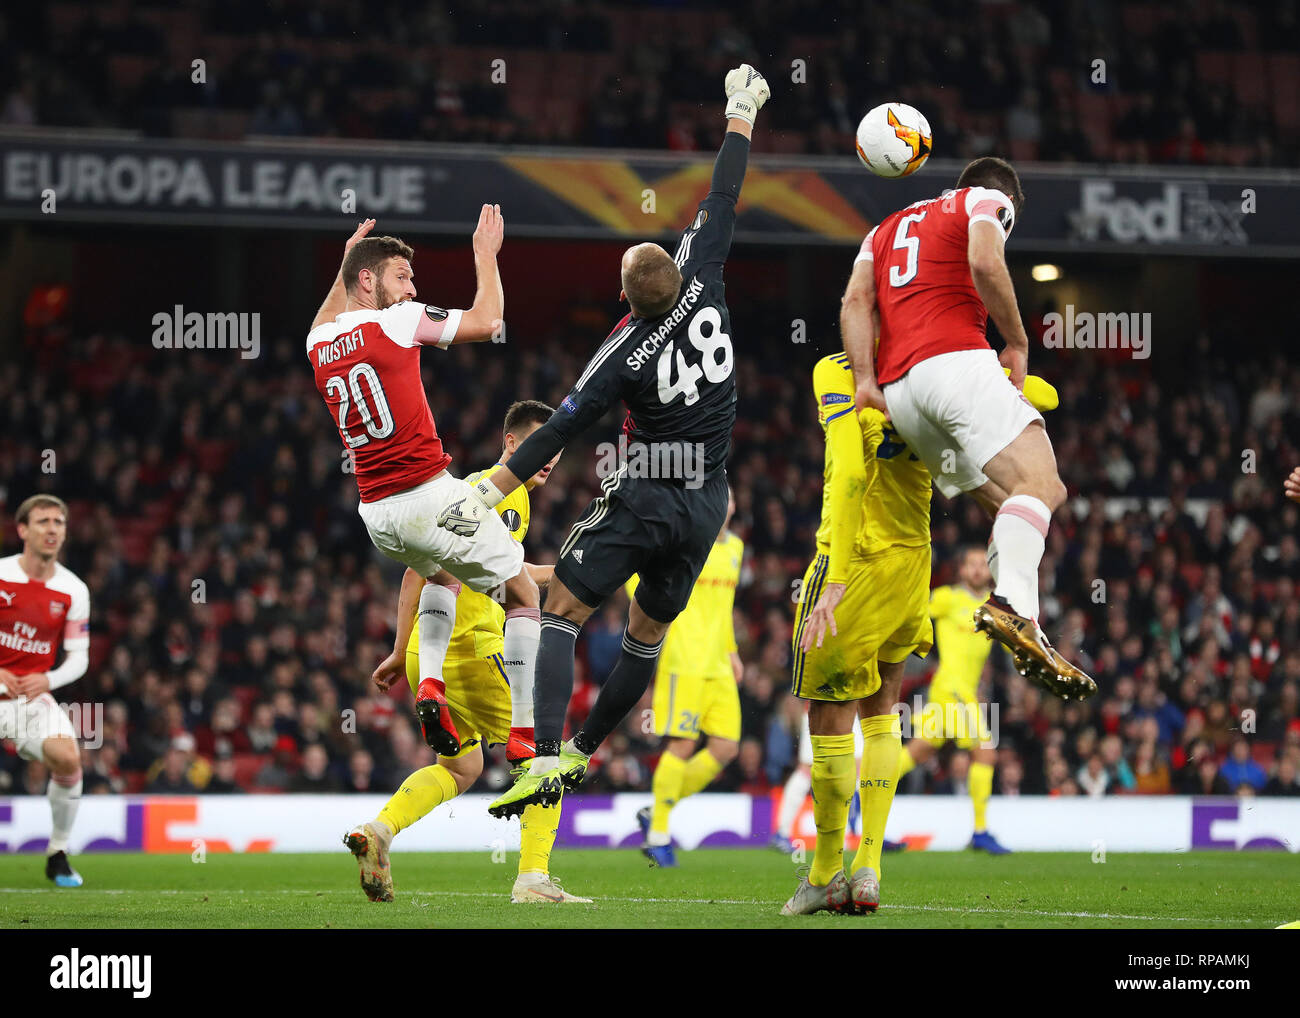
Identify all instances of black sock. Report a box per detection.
[535,612,580,748]
[576,629,664,753]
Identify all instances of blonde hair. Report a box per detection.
[622,244,683,319]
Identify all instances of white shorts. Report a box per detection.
[883,348,1044,498]
[357,473,523,593]
[797,712,865,766]
[0,693,77,762]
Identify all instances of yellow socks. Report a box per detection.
[679,748,723,798]
[376,764,459,836]
[650,751,687,837]
[808,733,856,886]
[519,799,563,875]
[969,760,994,833]
[851,714,902,879]
[651,747,724,844]
[896,743,916,780]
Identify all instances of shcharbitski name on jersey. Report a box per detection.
[623,278,705,371]
[0,555,90,675]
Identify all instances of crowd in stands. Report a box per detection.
[4,0,1298,166]
[2,270,1298,806]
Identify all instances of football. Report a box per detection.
[855,102,933,178]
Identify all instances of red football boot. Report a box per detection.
[506,726,536,767]
[415,678,461,756]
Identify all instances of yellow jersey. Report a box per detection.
[812,354,931,582]
[407,466,531,662]
[628,531,743,681]
[929,583,993,695]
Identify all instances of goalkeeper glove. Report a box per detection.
[436,476,505,538]
[723,64,769,126]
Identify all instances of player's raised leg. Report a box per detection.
[415,572,462,755]
[499,566,542,759]
[971,423,1092,697]
[486,577,599,818]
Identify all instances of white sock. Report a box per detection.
[777,766,811,839]
[991,495,1051,620]
[48,771,83,855]
[986,539,1000,586]
[418,582,458,684]
[503,608,540,729]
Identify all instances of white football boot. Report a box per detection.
[511,871,593,904]
[780,870,850,916]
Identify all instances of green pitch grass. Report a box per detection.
[1,850,1295,929]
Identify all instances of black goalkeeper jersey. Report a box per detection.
[506,133,748,484]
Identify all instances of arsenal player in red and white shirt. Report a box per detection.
[837,156,1094,701]
[0,494,90,887]
[306,210,541,821]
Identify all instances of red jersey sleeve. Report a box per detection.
[378,301,463,349]
[964,186,1016,239]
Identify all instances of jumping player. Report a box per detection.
[306,210,542,766]
[842,157,1096,700]
[436,64,771,820]
[346,401,588,904]
[0,495,90,887]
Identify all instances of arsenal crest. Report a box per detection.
[50,601,66,618]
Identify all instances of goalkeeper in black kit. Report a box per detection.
[436,64,770,819]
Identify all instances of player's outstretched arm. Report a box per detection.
[446,203,505,344]
[311,218,376,330]
[842,260,886,413]
[716,64,768,180]
[968,220,1031,389]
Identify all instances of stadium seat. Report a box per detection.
[1195,51,1233,86]
[1266,54,1300,129]
[1232,51,1270,107]
[234,753,271,788]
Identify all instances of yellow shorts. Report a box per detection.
[651,670,741,741]
[916,680,993,749]
[405,647,512,757]
[792,545,933,702]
